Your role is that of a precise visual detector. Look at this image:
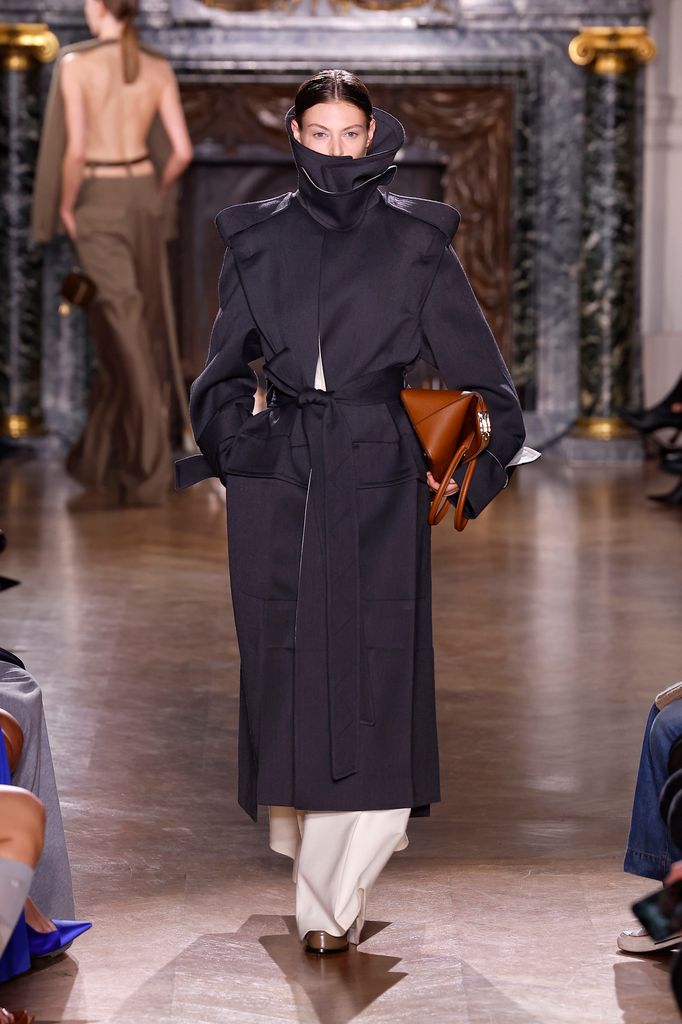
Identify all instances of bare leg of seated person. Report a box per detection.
[0,787,44,1024]
[23,897,56,934]
[0,786,45,946]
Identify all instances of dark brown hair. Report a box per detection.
[294,70,373,128]
[102,0,140,83]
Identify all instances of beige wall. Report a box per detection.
[642,0,682,403]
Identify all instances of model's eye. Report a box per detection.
[312,132,328,139]
[345,132,359,139]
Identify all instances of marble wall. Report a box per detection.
[0,0,652,449]
[641,0,682,406]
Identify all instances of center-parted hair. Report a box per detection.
[102,0,140,83]
[294,70,373,129]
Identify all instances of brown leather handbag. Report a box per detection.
[401,387,491,531]
[58,267,97,317]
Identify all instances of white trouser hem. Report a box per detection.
[268,806,411,942]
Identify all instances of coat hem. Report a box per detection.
[241,794,439,822]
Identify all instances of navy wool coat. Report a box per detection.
[179,108,526,821]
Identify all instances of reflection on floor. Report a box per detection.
[0,454,681,1023]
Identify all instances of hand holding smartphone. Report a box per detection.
[632,880,682,942]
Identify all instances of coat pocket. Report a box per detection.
[360,599,416,726]
[224,409,307,487]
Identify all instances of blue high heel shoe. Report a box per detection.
[26,919,92,959]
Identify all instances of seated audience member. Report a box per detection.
[0,663,91,974]
[0,785,43,1024]
[0,708,44,1024]
[620,682,682,952]
[0,649,75,920]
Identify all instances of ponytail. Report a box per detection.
[101,0,140,83]
[121,19,139,84]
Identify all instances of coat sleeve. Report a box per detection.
[419,243,526,519]
[188,247,262,482]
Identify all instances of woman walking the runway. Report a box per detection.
[179,70,526,953]
[32,0,193,508]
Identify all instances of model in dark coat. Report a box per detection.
[179,105,526,822]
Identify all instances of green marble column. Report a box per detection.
[0,24,58,439]
[569,26,655,443]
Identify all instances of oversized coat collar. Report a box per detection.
[31,37,175,243]
[285,106,405,232]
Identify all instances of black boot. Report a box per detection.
[648,480,682,506]
[660,447,682,476]
[621,374,682,433]
[660,769,682,828]
[669,738,682,777]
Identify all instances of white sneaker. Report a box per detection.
[617,926,682,953]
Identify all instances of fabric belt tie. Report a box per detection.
[266,357,404,782]
[85,153,151,168]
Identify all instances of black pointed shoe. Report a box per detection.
[648,481,682,506]
[660,447,682,476]
[621,375,682,434]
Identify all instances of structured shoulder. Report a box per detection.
[215,194,293,245]
[383,193,460,241]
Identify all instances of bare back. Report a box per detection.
[63,43,173,163]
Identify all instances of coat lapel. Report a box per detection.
[229,204,324,387]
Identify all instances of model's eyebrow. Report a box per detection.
[307,123,364,131]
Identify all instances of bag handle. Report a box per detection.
[428,437,477,532]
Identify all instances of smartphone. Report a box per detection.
[632,880,682,942]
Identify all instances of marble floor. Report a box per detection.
[0,453,681,1023]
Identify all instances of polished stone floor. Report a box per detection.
[0,453,681,1023]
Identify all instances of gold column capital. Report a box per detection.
[0,23,59,69]
[568,25,656,74]
[572,416,637,441]
[0,414,44,439]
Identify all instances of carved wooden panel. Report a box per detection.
[194,0,458,18]
[177,81,513,377]
[180,0,456,21]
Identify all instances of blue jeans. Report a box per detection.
[625,702,682,881]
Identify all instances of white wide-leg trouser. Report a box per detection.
[270,806,411,942]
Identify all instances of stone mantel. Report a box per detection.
[0,0,650,32]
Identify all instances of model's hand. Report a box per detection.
[665,861,682,886]
[426,471,459,496]
[60,207,77,241]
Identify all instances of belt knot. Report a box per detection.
[297,388,332,408]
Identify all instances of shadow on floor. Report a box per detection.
[0,951,79,1024]
[259,916,406,1024]
[613,954,681,1023]
[111,914,405,1024]
[460,962,545,1024]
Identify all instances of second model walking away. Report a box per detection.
[32,0,193,508]
[179,69,526,954]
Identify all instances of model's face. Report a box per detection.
[84,0,106,34]
[292,101,376,159]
